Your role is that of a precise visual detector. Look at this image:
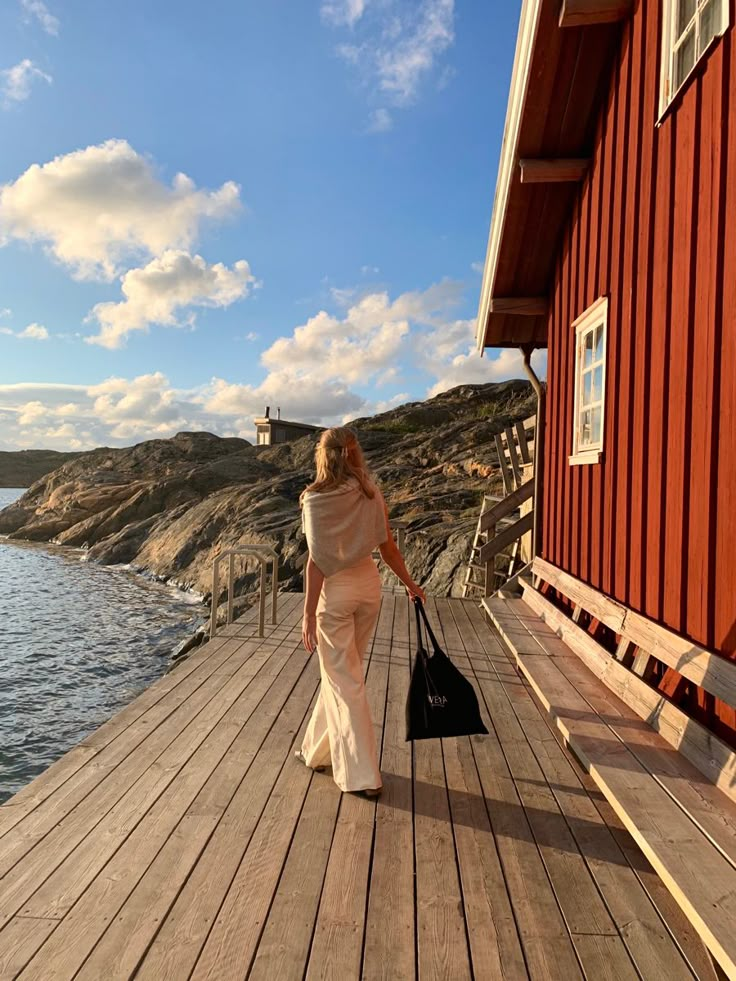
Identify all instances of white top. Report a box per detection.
[301,477,388,578]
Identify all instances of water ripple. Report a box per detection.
[0,488,205,803]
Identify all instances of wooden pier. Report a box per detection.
[0,592,718,979]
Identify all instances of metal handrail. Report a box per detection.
[210,544,279,640]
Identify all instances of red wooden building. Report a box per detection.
[477,2,736,973]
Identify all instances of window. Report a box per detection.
[660,0,729,116]
[570,296,608,465]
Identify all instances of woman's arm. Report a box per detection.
[378,507,426,603]
[302,554,324,653]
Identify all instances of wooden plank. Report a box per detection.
[0,917,58,978]
[362,597,416,980]
[464,653,622,946]
[19,633,305,919]
[480,479,534,533]
[486,604,736,978]
[468,614,700,980]
[479,511,534,566]
[305,597,394,981]
[534,557,736,709]
[522,584,736,805]
[488,297,548,316]
[432,600,528,979]
[558,0,633,27]
[0,593,302,840]
[495,433,514,495]
[546,649,736,874]
[454,613,584,977]
[178,672,320,981]
[519,158,590,183]
[524,589,736,800]
[413,600,472,980]
[505,427,523,488]
[467,605,721,980]
[13,636,315,978]
[515,420,532,464]
[249,601,391,981]
[0,635,271,894]
[129,672,320,979]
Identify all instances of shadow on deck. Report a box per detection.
[0,592,718,979]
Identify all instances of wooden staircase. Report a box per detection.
[463,416,536,597]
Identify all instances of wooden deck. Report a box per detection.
[0,591,720,980]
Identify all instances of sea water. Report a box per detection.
[0,488,205,803]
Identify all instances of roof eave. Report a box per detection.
[475,0,544,354]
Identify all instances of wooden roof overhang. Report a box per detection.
[476,0,632,351]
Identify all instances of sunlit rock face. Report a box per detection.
[0,380,535,600]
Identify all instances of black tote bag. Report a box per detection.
[405,600,489,741]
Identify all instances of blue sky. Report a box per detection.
[0,0,530,450]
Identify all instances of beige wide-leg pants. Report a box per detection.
[301,555,382,792]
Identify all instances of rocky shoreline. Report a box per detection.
[0,381,535,640]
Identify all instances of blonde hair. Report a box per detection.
[300,427,376,501]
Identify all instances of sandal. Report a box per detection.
[294,750,326,773]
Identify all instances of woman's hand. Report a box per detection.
[406,582,426,605]
[302,612,318,654]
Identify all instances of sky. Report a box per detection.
[0,0,535,451]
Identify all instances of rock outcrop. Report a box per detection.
[0,381,536,605]
[0,449,83,488]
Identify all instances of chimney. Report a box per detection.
[265,406,270,418]
[277,407,281,419]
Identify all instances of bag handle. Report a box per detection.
[413,599,443,657]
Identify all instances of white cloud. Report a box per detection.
[19,322,48,340]
[0,140,241,280]
[373,392,409,414]
[86,250,257,349]
[471,260,484,274]
[327,0,455,126]
[0,321,51,340]
[0,279,542,451]
[321,0,365,27]
[1,59,52,106]
[421,321,547,397]
[21,0,59,35]
[245,331,259,342]
[367,108,393,133]
[0,308,12,319]
[375,0,454,105]
[360,265,379,276]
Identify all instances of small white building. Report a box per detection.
[253,407,321,446]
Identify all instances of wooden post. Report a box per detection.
[210,557,220,640]
[259,559,267,637]
[227,553,235,625]
[271,553,278,624]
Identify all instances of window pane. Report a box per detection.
[675,25,696,88]
[591,406,602,446]
[677,0,696,33]
[594,325,605,362]
[699,0,720,55]
[583,330,594,367]
[592,365,603,401]
[583,371,592,405]
[580,409,592,447]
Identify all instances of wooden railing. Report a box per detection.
[464,415,536,597]
[210,544,279,639]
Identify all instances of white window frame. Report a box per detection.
[569,296,608,466]
[659,0,729,119]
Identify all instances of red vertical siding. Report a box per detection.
[543,4,736,667]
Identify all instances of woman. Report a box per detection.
[298,426,425,798]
